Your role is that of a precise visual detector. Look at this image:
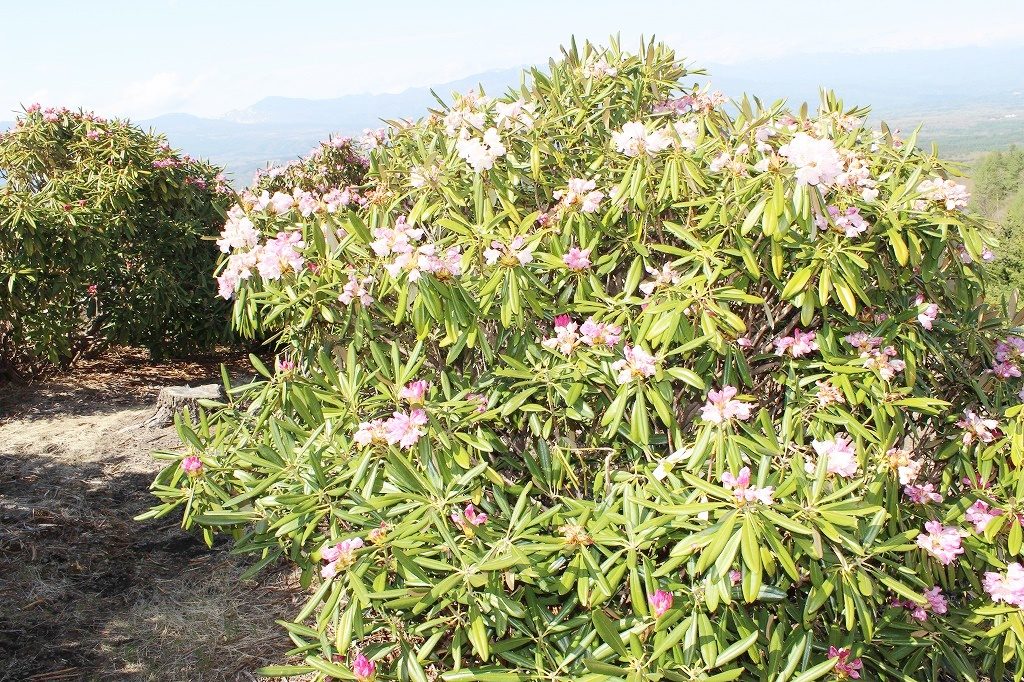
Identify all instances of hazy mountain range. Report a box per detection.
[4,46,1023,184]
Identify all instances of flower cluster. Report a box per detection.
[701,386,752,424]
[612,121,672,157]
[893,586,948,622]
[992,336,1024,380]
[966,500,1002,533]
[451,503,488,537]
[354,408,428,450]
[639,263,681,296]
[808,433,859,477]
[815,205,870,238]
[774,328,818,358]
[844,332,905,381]
[829,646,863,679]
[611,345,657,384]
[553,178,605,214]
[540,315,618,356]
[778,133,843,188]
[957,410,1000,445]
[456,128,506,172]
[917,520,966,565]
[321,537,364,578]
[984,562,1024,608]
[721,467,774,506]
[916,177,970,211]
[484,236,534,267]
[649,589,673,617]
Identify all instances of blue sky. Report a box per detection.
[4,0,1024,119]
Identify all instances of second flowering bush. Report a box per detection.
[146,39,1024,681]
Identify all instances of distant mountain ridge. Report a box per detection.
[5,46,1024,183]
[223,67,530,126]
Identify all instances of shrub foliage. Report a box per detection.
[147,39,1024,681]
[0,106,230,376]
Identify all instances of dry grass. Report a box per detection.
[0,347,303,681]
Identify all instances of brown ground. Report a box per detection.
[0,348,301,681]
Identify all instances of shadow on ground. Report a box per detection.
[0,348,298,682]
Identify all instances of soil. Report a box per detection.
[0,348,301,681]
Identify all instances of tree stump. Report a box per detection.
[142,384,223,428]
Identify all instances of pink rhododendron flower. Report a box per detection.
[902,586,948,621]
[721,466,774,505]
[400,380,428,405]
[612,345,657,384]
[423,246,463,279]
[579,317,621,348]
[384,409,428,449]
[828,646,862,679]
[554,178,605,214]
[639,263,681,296]
[904,483,943,504]
[562,247,592,271]
[957,410,999,445]
[916,520,966,565]
[965,500,1002,533]
[917,177,970,211]
[266,191,295,214]
[700,386,752,424]
[844,332,883,356]
[494,99,535,131]
[351,652,376,682]
[257,231,306,280]
[649,589,673,618]
[774,328,818,358]
[466,392,488,413]
[815,205,869,238]
[992,362,1022,380]
[452,503,488,537]
[217,213,259,253]
[984,562,1024,608]
[275,357,295,373]
[887,448,921,485]
[542,315,581,355]
[484,236,534,267]
[216,249,259,299]
[370,216,423,257]
[181,455,203,476]
[354,419,388,448]
[779,133,843,187]
[456,127,506,172]
[671,119,699,151]
[581,55,617,79]
[729,569,743,585]
[321,537,364,578]
[915,295,939,330]
[612,121,672,157]
[339,274,375,306]
[993,337,1024,379]
[815,380,845,408]
[809,434,858,477]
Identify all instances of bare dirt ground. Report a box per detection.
[0,348,301,681]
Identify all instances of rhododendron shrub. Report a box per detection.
[147,39,1024,680]
[0,106,230,375]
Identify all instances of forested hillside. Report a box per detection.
[974,147,1024,296]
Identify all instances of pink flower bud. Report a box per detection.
[351,652,376,682]
[649,589,673,618]
[181,455,203,476]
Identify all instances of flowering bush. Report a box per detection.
[0,106,230,376]
[146,39,1024,680]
